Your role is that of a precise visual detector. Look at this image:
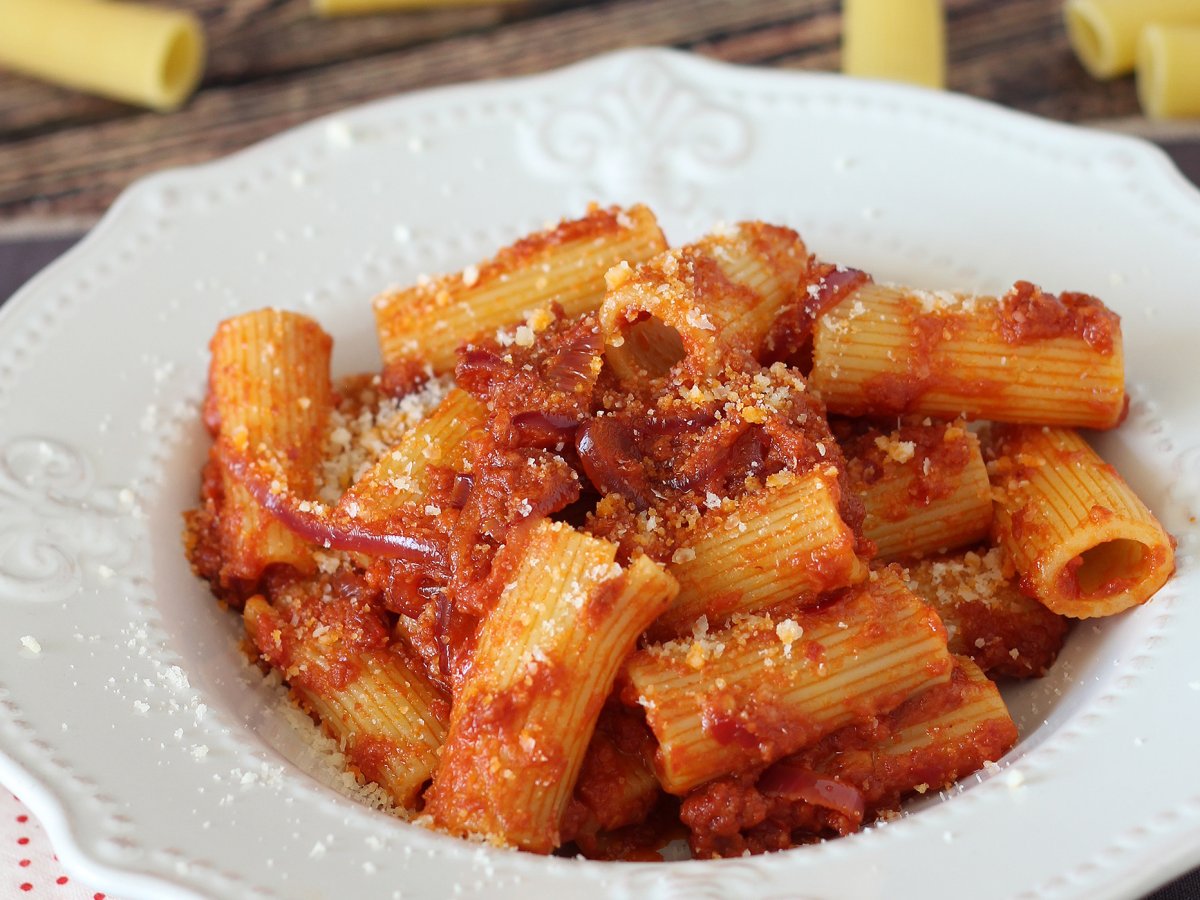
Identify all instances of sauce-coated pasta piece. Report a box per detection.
[625,566,952,795]
[988,425,1175,618]
[426,521,677,852]
[811,281,1125,429]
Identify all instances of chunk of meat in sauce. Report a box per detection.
[456,309,604,444]
[576,417,655,511]
[246,569,393,696]
[997,281,1118,355]
[680,771,849,859]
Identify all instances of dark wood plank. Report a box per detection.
[945,0,1141,121]
[0,0,807,226]
[0,0,1192,230]
[0,0,532,139]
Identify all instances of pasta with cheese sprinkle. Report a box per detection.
[373,204,665,389]
[841,419,992,561]
[425,521,676,851]
[183,206,1174,860]
[625,566,953,795]
[810,280,1126,429]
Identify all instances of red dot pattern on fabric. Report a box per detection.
[5,793,121,898]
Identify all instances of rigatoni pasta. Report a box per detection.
[184,205,1174,860]
[841,419,992,561]
[842,0,946,88]
[569,703,663,839]
[813,655,1018,814]
[337,387,486,524]
[651,468,866,638]
[243,579,449,809]
[1064,0,1200,78]
[987,425,1175,618]
[601,222,810,385]
[0,0,205,110]
[184,309,333,591]
[903,547,1070,677]
[624,566,952,795]
[1137,24,1200,119]
[810,280,1126,428]
[681,657,1017,856]
[373,204,665,387]
[425,521,676,851]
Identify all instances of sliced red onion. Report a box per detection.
[575,418,653,511]
[222,451,444,563]
[758,760,866,824]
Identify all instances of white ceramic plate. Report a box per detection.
[1,48,1198,900]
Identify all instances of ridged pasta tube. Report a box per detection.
[988,426,1175,618]
[1065,0,1200,79]
[651,469,867,639]
[0,0,204,110]
[426,521,677,852]
[600,223,810,385]
[842,0,946,88]
[373,205,665,383]
[811,281,1125,429]
[1137,24,1200,119]
[844,421,993,561]
[205,310,334,581]
[625,566,952,795]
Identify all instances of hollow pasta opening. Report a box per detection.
[1073,539,1149,598]
[621,314,686,378]
[159,25,201,100]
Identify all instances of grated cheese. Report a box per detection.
[874,434,916,464]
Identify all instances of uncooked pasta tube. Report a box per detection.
[841,0,946,89]
[1064,0,1200,79]
[0,0,205,111]
[1137,24,1200,119]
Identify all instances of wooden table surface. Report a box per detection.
[3,0,1200,238]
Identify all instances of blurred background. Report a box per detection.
[2,0,1199,243]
